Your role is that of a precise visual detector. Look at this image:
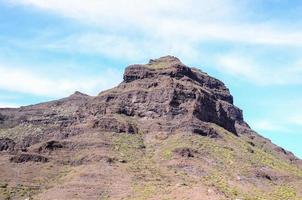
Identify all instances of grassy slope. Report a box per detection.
[1,123,302,200]
[154,128,302,199]
[98,123,302,199]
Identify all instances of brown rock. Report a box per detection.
[0,138,15,152]
[173,147,197,158]
[10,153,49,163]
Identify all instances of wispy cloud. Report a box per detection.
[288,114,302,126]
[37,32,201,63]
[0,62,122,97]
[0,102,19,108]
[216,54,302,85]
[5,0,302,87]
[250,98,302,134]
[252,120,288,132]
[252,116,302,135]
[8,0,302,47]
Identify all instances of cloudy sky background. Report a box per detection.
[0,0,302,157]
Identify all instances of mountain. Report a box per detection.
[0,56,301,200]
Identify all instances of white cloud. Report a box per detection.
[7,0,302,46]
[0,102,19,108]
[250,99,302,135]
[251,116,302,135]
[8,0,239,26]
[40,32,200,63]
[288,115,302,126]
[252,120,287,132]
[4,0,302,87]
[216,54,302,85]
[0,63,122,97]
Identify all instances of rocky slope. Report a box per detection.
[0,56,301,200]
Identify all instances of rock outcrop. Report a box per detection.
[0,138,15,152]
[9,153,49,163]
[92,56,245,137]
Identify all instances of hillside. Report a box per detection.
[0,56,302,200]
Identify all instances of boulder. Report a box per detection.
[10,153,49,163]
[0,138,15,152]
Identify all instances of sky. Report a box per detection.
[0,0,301,158]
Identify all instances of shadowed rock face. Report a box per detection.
[0,56,301,200]
[95,56,243,135]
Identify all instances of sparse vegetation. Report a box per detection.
[0,184,39,200]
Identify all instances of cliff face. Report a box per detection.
[0,56,301,200]
[93,56,247,136]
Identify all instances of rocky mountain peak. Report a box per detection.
[123,55,187,83]
[98,56,246,135]
[123,56,233,103]
[147,55,183,69]
[69,91,89,98]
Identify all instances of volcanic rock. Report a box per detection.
[0,138,15,152]
[10,153,49,163]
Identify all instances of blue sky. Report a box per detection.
[0,0,301,158]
